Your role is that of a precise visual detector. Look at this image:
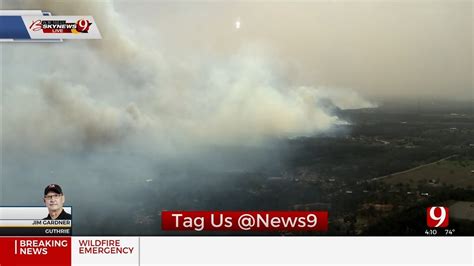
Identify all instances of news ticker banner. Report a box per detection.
[0,237,472,265]
[0,10,101,42]
[0,208,467,265]
[0,207,72,236]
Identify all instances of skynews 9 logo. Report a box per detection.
[29,19,93,34]
[426,206,449,228]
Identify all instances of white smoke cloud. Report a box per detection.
[2,0,376,152]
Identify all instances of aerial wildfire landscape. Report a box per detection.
[1,1,473,236]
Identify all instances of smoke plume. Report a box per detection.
[1,0,376,234]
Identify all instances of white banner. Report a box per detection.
[0,207,72,219]
[67,236,474,265]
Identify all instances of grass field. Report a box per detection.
[383,159,474,189]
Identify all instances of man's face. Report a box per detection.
[43,192,65,212]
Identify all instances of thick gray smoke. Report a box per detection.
[1,0,376,234]
[3,0,375,152]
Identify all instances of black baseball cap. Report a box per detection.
[44,184,63,196]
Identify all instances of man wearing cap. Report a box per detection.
[43,184,72,220]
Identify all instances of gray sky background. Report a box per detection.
[121,0,473,101]
[3,0,473,101]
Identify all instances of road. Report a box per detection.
[368,154,458,182]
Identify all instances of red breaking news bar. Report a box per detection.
[0,237,71,266]
[162,211,328,232]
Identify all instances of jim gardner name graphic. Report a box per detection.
[162,211,328,232]
[32,220,71,225]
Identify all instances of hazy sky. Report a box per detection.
[3,0,472,101]
[117,0,473,100]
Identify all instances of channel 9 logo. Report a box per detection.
[426,206,449,228]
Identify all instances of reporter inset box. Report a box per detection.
[0,207,72,236]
